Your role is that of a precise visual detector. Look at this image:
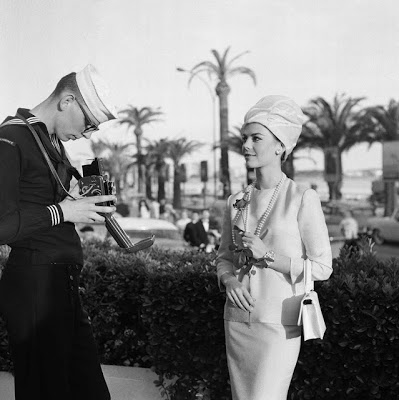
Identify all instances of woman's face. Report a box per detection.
[241,122,282,169]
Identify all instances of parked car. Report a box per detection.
[366,208,399,245]
[321,200,375,230]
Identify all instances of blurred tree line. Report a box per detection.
[91,46,399,210]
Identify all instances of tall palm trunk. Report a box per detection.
[114,177,122,195]
[134,127,144,194]
[325,148,343,200]
[157,163,166,201]
[385,181,396,216]
[145,166,153,200]
[216,81,231,198]
[173,163,182,209]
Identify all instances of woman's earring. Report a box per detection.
[276,149,281,155]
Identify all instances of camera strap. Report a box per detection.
[16,114,77,200]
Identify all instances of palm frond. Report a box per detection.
[167,137,203,164]
[221,46,231,66]
[227,67,256,85]
[313,97,335,124]
[336,96,365,130]
[211,49,225,70]
[187,69,215,88]
[362,100,399,140]
[182,47,254,92]
[117,106,163,128]
[226,50,250,68]
[190,61,219,76]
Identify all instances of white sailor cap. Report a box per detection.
[75,64,117,124]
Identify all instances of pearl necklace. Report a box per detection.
[231,174,286,245]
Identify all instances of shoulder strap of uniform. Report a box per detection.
[16,113,77,200]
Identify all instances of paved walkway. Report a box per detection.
[0,365,163,400]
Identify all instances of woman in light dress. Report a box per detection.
[216,95,332,400]
[138,199,151,219]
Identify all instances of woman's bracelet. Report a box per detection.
[258,250,275,267]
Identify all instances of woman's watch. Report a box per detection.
[259,250,275,267]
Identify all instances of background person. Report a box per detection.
[0,65,117,400]
[217,95,333,400]
[159,198,166,217]
[339,209,360,255]
[183,211,200,247]
[162,201,177,223]
[138,198,151,218]
[204,231,218,253]
[339,209,359,240]
[194,209,211,249]
[176,209,191,233]
[195,209,221,250]
[149,197,160,219]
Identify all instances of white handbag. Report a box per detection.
[297,258,326,341]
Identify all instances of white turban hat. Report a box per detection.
[75,64,117,124]
[243,95,305,161]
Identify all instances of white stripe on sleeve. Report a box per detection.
[47,205,61,226]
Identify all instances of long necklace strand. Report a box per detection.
[231,174,286,246]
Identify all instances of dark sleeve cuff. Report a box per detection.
[47,204,64,226]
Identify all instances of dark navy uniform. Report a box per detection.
[0,109,110,400]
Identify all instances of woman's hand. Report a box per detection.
[222,274,255,312]
[240,231,267,259]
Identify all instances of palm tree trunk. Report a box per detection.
[324,147,343,200]
[216,81,231,198]
[135,128,144,194]
[384,181,396,216]
[173,163,182,209]
[334,152,343,200]
[157,163,166,201]
[115,179,121,196]
[145,166,153,199]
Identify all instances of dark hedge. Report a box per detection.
[0,238,398,399]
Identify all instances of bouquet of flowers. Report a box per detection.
[229,191,267,276]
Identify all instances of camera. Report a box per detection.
[78,158,155,253]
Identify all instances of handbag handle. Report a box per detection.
[304,258,314,294]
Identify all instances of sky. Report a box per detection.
[1,0,398,174]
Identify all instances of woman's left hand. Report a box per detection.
[240,231,267,259]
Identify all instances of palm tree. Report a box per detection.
[167,138,203,209]
[360,99,399,215]
[282,131,317,180]
[361,99,399,142]
[118,106,163,194]
[186,46,256,198]
[221,126,253,184]
[225,126,244,155]
[145,139,170,201]
[302,94,366,200]
[141,141,158,200]
[90,139,135,195]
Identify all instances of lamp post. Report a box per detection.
[177,67,218,200]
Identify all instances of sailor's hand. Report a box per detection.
[59,192,117,223]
